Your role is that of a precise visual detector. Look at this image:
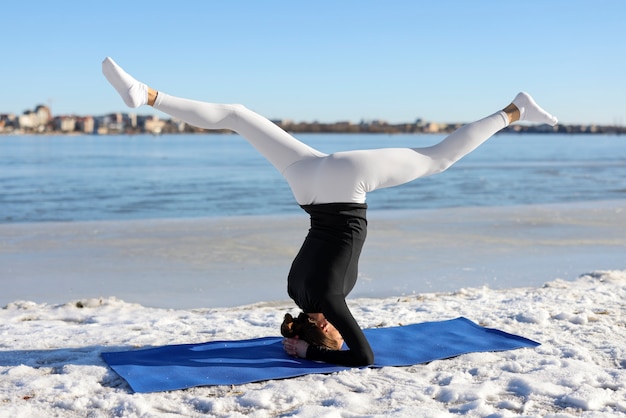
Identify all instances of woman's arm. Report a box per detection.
[306,296,374,367]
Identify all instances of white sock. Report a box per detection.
[512,92,558,126]
[102,57,148,108]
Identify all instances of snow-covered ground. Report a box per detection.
[1,270,625,417]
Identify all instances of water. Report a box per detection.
[1,133,625,223]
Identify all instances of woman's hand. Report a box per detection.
[282,337,309,358]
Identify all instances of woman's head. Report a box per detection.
[281,312,343,350]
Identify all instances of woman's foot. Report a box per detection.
[102,57,148,108]
[509,92,558,126]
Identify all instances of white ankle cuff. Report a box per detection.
[497,110,509,127]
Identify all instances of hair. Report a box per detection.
[281,312,338,350]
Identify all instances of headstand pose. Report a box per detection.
[102,57,557,367]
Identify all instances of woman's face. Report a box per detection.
[307,313,344,350]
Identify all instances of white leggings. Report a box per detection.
[154,93,508,205]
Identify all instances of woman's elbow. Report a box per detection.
[355,350,375,367]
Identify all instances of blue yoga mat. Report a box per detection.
[102,317,539,393]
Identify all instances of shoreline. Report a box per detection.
[2,200,625,309]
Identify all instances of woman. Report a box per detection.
[102,57,557,366]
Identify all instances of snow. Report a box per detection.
[1,201,624,416]
[1,270,625,417]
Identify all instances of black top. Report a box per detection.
[287,203,374,366]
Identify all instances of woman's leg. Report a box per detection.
[102,57,325,175]
[288,93,557,204]
[407,92,557,177]
[153,94,325,173]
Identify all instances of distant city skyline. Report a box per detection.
[1,1,624,126]
[3,101,618,137]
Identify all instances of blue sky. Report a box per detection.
[1,0,624,125]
